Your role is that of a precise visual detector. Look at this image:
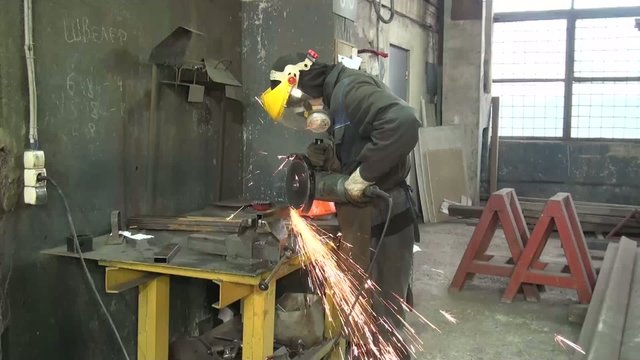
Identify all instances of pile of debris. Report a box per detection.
[572,237,640,359]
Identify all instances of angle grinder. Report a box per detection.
[284,152,389,212]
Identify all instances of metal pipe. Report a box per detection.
[24,0,38,148]
[146,64,159,212]
[216,97,226,201]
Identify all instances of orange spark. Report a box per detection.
[289,209,436,359]
[226,206,246,221]
[554,334,585,354]
[273,156,292,176]
[439,310,458,325]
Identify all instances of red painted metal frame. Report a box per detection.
[449,189,539,297]
[501,193,596,304]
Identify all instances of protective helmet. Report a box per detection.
[258,50,331,133]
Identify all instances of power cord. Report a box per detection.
[373,0,395,24]
[42,175,131,360]
[343,190,393,325]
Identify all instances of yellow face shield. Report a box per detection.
[259,80,295,121]
[259,50,318,124]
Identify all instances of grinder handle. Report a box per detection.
[363,185,392,199]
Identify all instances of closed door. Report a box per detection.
[389,44,409,101]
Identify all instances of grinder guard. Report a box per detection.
[285,154,357,211]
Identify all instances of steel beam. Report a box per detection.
[138,276,170,360]
[212,281,252,309]
[324,290,346,360]
[105,267,158,294]
[588,238,637,360]
[495,6,640,23]
[241,284,276,360]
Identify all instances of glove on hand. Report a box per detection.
[306,142,341,172]
[344,167,374,202]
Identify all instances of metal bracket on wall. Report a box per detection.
[149,26,242,102]
[106,210,125,245]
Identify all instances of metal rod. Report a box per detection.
[574,76,640,83]
[563,16,576,138]
[258,248,293,291]
[606,210,640,239]
[495,6,640,23]
[146,64,159,212]
[216,97,226,201]
[492,78,564,83]
[489,97,500,193]
[24,0,38,148]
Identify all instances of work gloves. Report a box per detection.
[344,167,374,202]
[306,142,341,172]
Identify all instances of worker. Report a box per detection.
[259,50,420,359]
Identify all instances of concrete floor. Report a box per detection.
[409,221,581,360]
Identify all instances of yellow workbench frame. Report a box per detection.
[98,257,345,360]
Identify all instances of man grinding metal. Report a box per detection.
[259,50,420,359]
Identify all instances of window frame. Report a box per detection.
[493,4,640,139]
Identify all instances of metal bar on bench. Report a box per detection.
[154,243,181,264]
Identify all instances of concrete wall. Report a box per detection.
[480,139,640,205]
[441,0,492,204]
[0,1,243,358]
[336,0,438,113]
[241,0,335,201]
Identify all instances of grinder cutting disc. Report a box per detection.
[285,154,314,212]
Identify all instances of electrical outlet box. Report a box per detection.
[24,186,47,205]
[24,168,46,187]
[24,150,45,169]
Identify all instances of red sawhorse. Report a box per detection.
[501,193,596,304]
[449,189,541,300]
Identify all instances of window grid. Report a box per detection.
[493,82,564,137]
[493,7,640,139]
[574,17,640,77]
[572,81,640,138]
[493,20,567,80]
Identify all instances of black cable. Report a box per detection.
[343,191,393,326]
[43,176,131,360]
[373,0,395,24]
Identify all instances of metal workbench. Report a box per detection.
[42,206,343,360]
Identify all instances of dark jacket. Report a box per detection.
[322,64,420,190]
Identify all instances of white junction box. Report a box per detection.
[24,168,46,187]
[24,186,47,205]
[24,150,45,168]
[23,150,47,205]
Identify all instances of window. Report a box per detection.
[493,82,565,137]
[574,0,640,9]
[493,0,571,13]
[572,82,640,138]
[574,17,640,77]
[493,5,640,139]
[493,20,566,79]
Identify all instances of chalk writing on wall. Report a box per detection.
[52,70,125,137]
[63,17,128,45]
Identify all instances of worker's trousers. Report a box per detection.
[336,184,419,360]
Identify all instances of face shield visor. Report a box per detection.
[258,50,331,133]
[277,90,331,133]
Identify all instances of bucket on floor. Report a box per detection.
[274,293,324,348]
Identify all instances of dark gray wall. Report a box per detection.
[241,0,334,201]
[0,0,242,358]
[481,139,640,205]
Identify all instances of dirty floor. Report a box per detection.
[410,221,581,360]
